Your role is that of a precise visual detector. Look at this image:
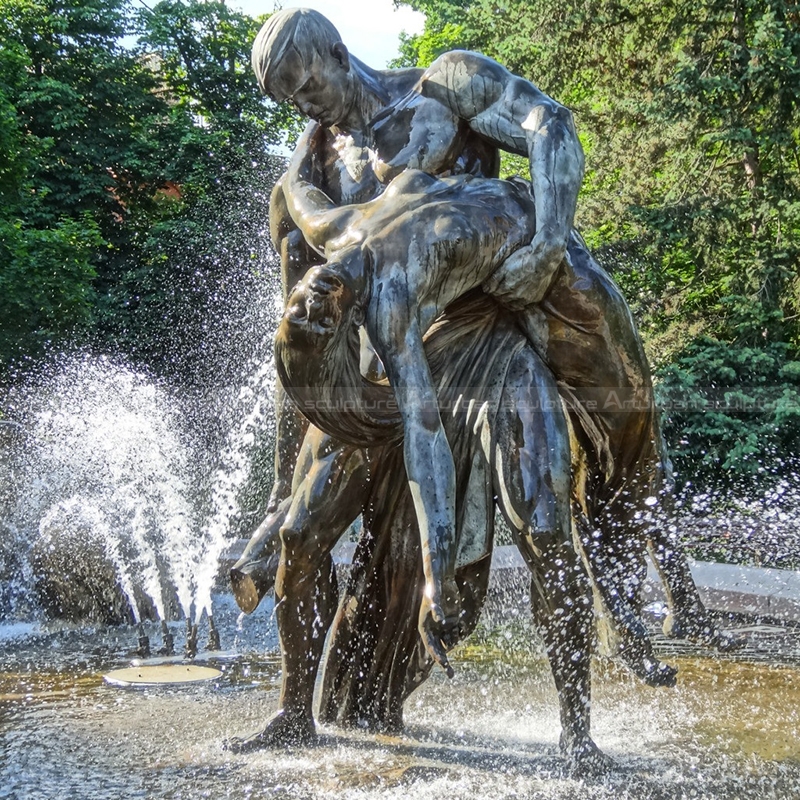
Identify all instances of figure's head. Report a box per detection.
[279,262,364,356]
[274,255,402,448]
[252,8,355,127]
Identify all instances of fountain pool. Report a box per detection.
[2,261,799,798]
[2,594,799,800]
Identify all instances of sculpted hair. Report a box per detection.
[252,8,343,95]
[275,262,403,448]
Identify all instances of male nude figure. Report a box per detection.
[232,264,602,774]
[257,4,583,636]
[252,7,738,672]
[256,8,581,512]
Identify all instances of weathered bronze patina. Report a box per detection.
[228,7,741,775]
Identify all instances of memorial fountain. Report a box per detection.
[3,10,800,795]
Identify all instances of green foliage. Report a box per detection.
[397,1,800,334]
[392,0,469,68]
[0,0,162,368]
[96,147,283,384]
[0,0,291,378]
[0,0,168,224]
[657,302,800,489]
[97,0,296,380]
[0,216,102,364]
[135,0,261,120]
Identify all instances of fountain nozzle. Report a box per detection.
[185,618,199,660]
[206,615,221,651]
[159,619,175,656]
[136,622,151,658]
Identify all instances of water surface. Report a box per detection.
[2,604,799,800]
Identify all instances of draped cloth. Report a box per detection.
[319,289,525,731]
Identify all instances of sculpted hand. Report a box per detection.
[483,229,566,310]
[419,577,462,678]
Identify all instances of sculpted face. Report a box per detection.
[280,267,354,352]
[268,46,352,128]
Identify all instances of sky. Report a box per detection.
[231,1,426,68]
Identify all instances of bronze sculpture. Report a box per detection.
[228,7,741,775]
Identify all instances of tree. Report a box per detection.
[657,302,800,489]
[97,0,299,383]
[0,0,137,369]
[0,217,101,369]
[0,0,295,379]
[0,0,168,225]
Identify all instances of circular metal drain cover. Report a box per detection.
[103,664,222,687]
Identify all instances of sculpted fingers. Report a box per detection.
[420,619,455,679]
[483,271,532,310]
[484,239,564,309]
[419,584,460,678]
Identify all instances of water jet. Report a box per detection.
[159,619,175,656]
[206,614,221,652]
[185,619,199,660]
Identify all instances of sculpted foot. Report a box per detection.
[663,611,746,652]
[230,554,280,614]
[225,710,316,753]
[619,647,678,688]
[560,733,615,778]
[616,619,678,687]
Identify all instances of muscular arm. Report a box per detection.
[367,277,459,636]
[378,51,584,308]
[283,123,362,255]
[421,51,583,236]
[268,148,326,512]
[269,125,367,513]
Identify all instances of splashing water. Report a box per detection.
[0,313,281,626]
[674,475,800,570]
[193,356,276,624]
[39,497,143,622]
[3,355,199,622]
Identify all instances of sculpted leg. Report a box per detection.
[227,433,368,752]
[494,349,611,776]
[528,541,609,777]
[650,526,744,651]
[267,541,338,746]
[577,509,678,688]
[540,239,738,679]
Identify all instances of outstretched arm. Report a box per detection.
[367,289,461,675]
